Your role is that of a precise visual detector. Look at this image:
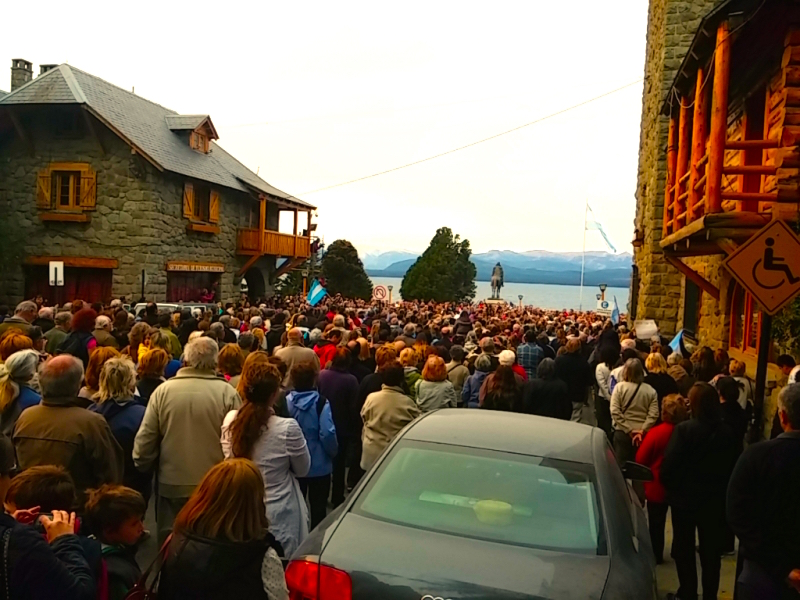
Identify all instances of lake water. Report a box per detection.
[369,277,630,311]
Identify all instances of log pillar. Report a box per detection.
[707,19,732,214]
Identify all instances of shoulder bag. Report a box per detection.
[123,534,173,600]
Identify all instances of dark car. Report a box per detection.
[287,410,657,600]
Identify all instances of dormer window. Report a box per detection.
[166,114,218,155]
[190,131,209,153]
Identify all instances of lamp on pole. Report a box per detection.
[302,268,309,298]
[599,283,608,301]
[596,293,602,301]
[388,285,393,304]
[518,294,523,309]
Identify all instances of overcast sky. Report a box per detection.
[3,0,648,256]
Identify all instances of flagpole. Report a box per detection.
[580,201,587,311]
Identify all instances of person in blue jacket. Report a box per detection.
[286,361,338,530]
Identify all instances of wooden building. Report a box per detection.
[0,60,315,304]
[654,0,800,428]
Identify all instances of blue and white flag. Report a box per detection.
[611,296,620,325]
[306,279,327,306]
[586,205,617,253]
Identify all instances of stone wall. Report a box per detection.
[0,106,271,304]
[634,0,723,334]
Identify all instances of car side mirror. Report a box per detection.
[622,461,654,482]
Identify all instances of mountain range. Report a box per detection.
[362,250,633,287]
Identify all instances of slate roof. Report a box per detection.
[0,65,313,208]
[0,90,7,100]
[165,115,210,131]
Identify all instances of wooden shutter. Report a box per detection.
[209,190,220,223]
[183,183,194,218]
[36,170,52,209]
[79,167,97,209]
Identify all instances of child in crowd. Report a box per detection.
[84,485,146,600]
[4,464,77,516]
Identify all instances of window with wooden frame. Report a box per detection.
[182,182,219,233]
[729,283,762,354]
[36,163,97,217]
[190,131,209,154]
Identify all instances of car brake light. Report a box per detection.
[286,559,352,600]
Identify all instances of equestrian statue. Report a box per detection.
[490,262,504,300]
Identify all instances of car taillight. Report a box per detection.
[286,559,352,600]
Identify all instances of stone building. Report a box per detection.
[0,60,315,305]
[634,0,800,431]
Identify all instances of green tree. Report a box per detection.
[275,262,308,296]
[401,227,476,302]
[320,240,373,300]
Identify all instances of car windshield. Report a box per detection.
[354,441,602,554]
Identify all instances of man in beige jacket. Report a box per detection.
[360,362,421,472]
[133,337,241,543]
[275,328,320,386]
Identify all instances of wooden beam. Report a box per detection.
[707,19,731,214]
[725,139,780,150]
[5,108,33,154]
[665,256,721,301]
[258,195,267,255]
[24,256,118,269]
[236,253,261,278]
[293,209,298,258]
[717,238,740,255]
[664,117,678,238]
[81,107,105,155]
[659,214,708,248]
[186,222,220,234]
[689,66,708,223]
[674,99,691,232]
[723,165,777,176]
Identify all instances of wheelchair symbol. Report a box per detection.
[752,237,800,290]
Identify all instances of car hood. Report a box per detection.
[320,514,609,600]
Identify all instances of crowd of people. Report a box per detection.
[0,293,798,599]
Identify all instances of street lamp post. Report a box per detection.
[302,268,309,298]
[599,283,608,301]
[518,294,523,309]
[388,285,393,304]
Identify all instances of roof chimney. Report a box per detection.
[39,64,57,76]
[10,59,32,91]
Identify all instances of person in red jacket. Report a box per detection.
[635,394,689,563]
[314,329,342,369]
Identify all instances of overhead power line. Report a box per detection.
[299,78,643,196]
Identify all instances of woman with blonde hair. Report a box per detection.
[415,355,457,413]
[644,352,679,419]
[146,329,183,379]
[79,346,120,402]
[221,356,310,557]
[123,322,150,365]
[89,357,149,501]
[0,349,41,435]
[400,347,422,401]
[158,459,288,600]
[136,348,170,406]
[635,394,689,563]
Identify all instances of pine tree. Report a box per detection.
[401,227,476,302]
[320,240,373,300]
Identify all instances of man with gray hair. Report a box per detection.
[13,355,123,502]
[0,301,37,338]
[92,315,119,349]
[32,306,55,334]
[208,322,226,347]
[44,311,72,355]
[728,383,800,598]
[134,337,241,544]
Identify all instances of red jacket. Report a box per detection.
[314,341,338,369]
[511,364,528,382]
[635,422,675,504]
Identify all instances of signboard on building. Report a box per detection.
[165,261,225,273]
[723,220,800,315]
[48,261,64,286]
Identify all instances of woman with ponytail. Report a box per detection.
[221,353,311,557]
[0,349,41,435]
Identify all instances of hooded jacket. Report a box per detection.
[313,340,338,369]
[287,390,338,478]
[158,531,286,600]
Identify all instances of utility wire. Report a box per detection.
[299,79,643,195]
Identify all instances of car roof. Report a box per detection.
[401,409,597,465]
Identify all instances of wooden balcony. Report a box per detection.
[660,19,800,258]
[236,229,311,258]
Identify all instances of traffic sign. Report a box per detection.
[723,220,800,315]
[373,285,387,300]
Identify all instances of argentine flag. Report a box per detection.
[307,279,327,307]
[611,296,620,325]
[586,204,617,253]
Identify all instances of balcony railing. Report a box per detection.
[236,229,311,258]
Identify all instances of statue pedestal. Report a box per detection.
[484,299,507,306]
